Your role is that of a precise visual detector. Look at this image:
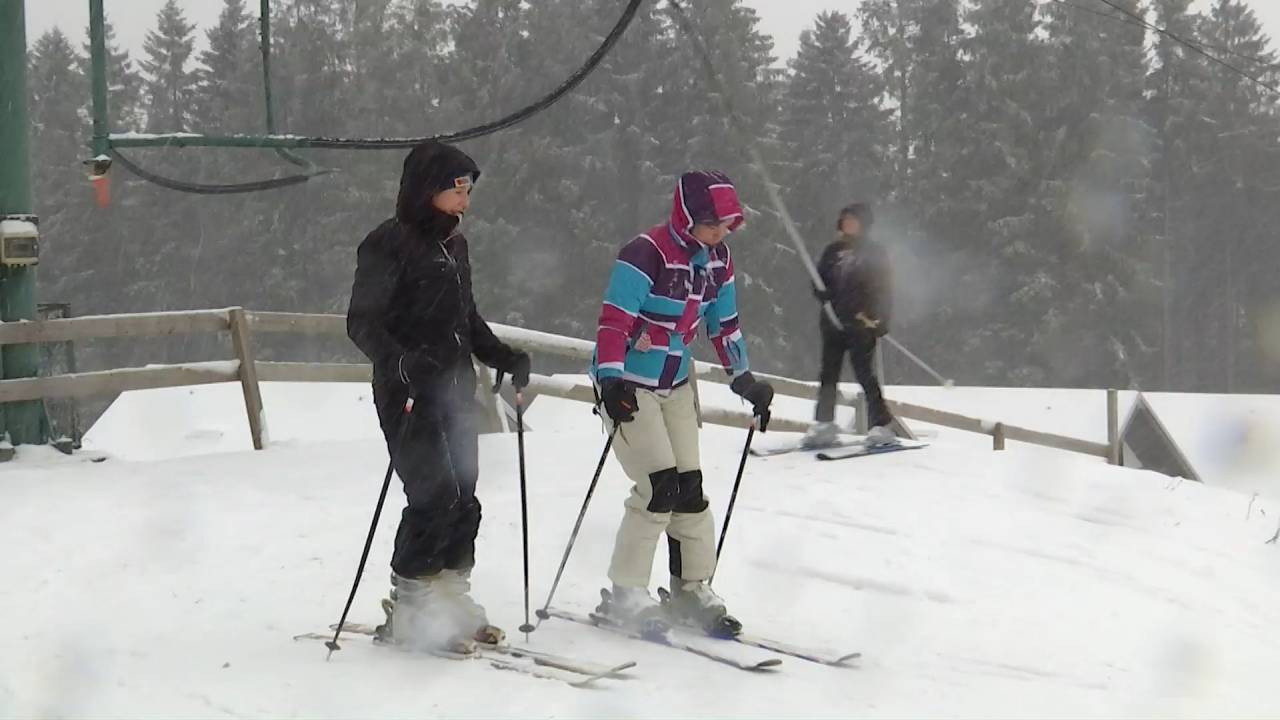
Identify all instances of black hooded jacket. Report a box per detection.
[346,141,516,399]
[816,233,893,335]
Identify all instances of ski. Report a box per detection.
[299,625,640,686]
[654,588,861,667]
[816,439,928,461]
[724,631,860,666]
[750,435,864,457]
[543,607,782,672]
[488,656,637,688]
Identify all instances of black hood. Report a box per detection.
[395,140,481,237]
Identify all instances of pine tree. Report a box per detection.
[1147,0,1208,389]
[28,29,93,307]
[195,0,259,133]
[29,30,85,210]
[141,0,198,131]
[780,11,888,237]
[851,0,967,384]
[954,0,1054,384]
[1192,0,1280,391]
[81,17,144,132]
[1037,0,1156,388]
[383,0,451,135]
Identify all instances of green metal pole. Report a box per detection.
[259,0,277,133]
[0,0,46,446]
[89,0,111,161]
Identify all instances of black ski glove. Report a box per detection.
[855,311,889,339]
[598,377,638,424]
[813,285,834,302]
[730,372,774,431]
[396,338,459,386]
[494,348,531,390]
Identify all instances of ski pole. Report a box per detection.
[532,424,619,628]
[884,334,954,387]
[712,416,757,585]
[514,392,534,639]
[326,396,415,660]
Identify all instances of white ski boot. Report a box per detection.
[801,421,841,449]
[664,577,742,638]
[597,585,669,636]
[379,571,502,653]
[436,568,504,645]
[865,424,899,447]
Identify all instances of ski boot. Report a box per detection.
[663,577,742,639]
[436,568,505,645]
[865,425,899,447]
[378,571,500,654]
[801,421,841,449]
[596,585,670,639]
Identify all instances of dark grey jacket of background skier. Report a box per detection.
[813,203,894,428]
[816,209,893,336]
[347,140,528,579]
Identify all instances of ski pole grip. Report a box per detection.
[403,397,415,414]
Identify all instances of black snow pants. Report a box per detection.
[815,323,892,429]
[374,374,482,579]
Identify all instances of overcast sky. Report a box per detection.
[22,0,1280,68]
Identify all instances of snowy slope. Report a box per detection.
[885,386,1280,499]
[5,385,1280,719]
[82,383,383,462]
[86,380,1280,498]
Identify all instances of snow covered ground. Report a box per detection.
[5,382,1280,718]
[883,385,1280,499]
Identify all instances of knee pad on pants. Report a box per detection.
[673,469,708,513]
[646,467,681,513]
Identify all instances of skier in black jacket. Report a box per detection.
[806,202,896,448]
[347,140,530,652]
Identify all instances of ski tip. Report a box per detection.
[835,652,863,664]
[755,658,783,669]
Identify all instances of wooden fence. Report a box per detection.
[0,308,1121,462]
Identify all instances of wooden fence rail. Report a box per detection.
[0,308,1120,463]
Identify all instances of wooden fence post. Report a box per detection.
[228,307,265,450]
[1107,388,1120,465]
[992,422,1006,451]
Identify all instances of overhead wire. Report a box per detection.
[1048,0,1280,71]
[114,0,645,194]
[1089,0,1280,94]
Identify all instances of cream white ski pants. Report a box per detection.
[604,383,717,588]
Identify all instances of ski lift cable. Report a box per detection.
[1089,0,1280,95]
[114,0,646,195]
[110,150,328,194]
[1049,0,1280,71]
